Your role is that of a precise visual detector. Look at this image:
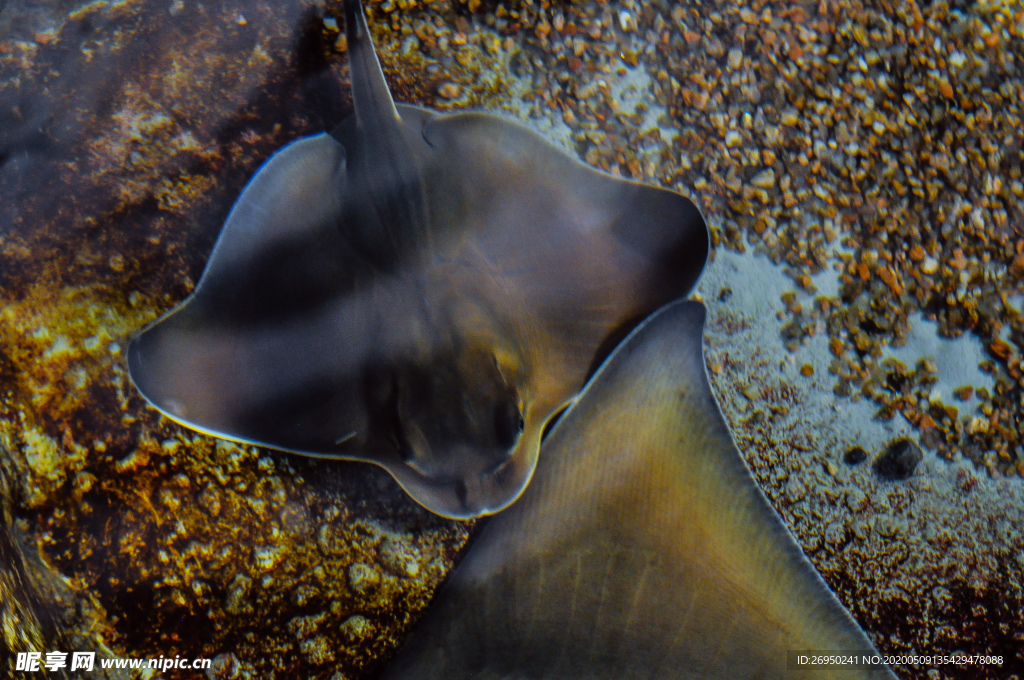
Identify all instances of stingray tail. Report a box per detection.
[340,0,432,261]
[343,0,401,128]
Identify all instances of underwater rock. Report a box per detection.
[845,446,868,465]
[874,439,923,481]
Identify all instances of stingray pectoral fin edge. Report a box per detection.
[127,132,368,453]
[421,110,709,304]
[382,299,896,680]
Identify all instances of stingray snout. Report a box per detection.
[398,419,516,484]
[387,416,542,520]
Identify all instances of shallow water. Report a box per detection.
[1,0,1023,678]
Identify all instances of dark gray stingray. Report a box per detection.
[382,300,897,680]
[127,0,707,518]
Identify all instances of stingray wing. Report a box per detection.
[382,300,896,680]
[128,133,382,456]
[422,111,707,377]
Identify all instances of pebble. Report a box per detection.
[844,446,868,465]
[751,168,776,189]
[727,47,743,70]
[437,83,461,99]
[340,615,373,641]
[347,563,381,595]
[874,439,923,481]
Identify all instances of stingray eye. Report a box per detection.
[493,398,524,450]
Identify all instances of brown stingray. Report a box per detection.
[382,300,897,680]
[127,0,707,518]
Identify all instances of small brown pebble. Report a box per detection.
[878,266,901,295]
[1010,253,1024,278]
[751,168,776,188]
[967,416,989,435]
[727,48,743,70]
[800,364,814,377]
[920,428,943,450]
[990,339,1012,360]
[953,385,974,401]
[437,83,462,99]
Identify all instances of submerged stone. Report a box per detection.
[874,438,923,480]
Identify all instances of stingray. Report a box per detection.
[127,0,708,518]
[381,299,897,680]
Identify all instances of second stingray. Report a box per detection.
[382,300,898,680]
[126,0,708,518]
